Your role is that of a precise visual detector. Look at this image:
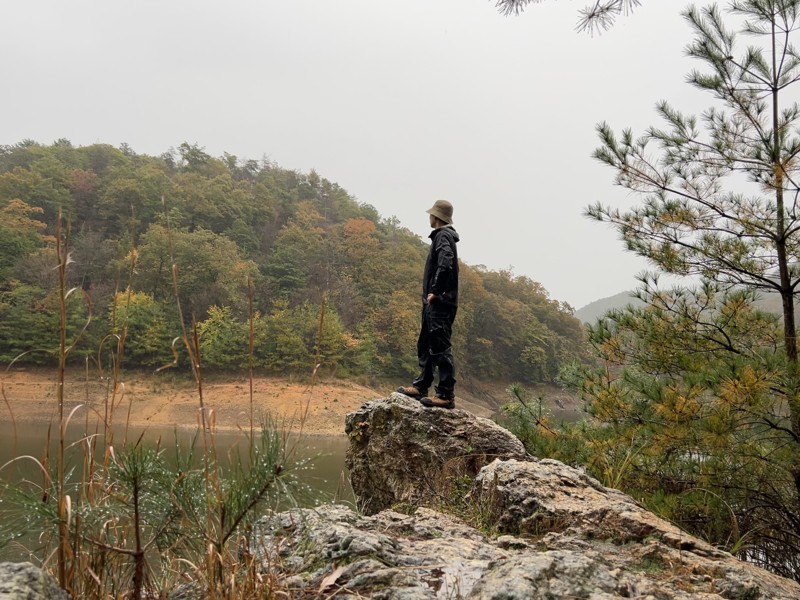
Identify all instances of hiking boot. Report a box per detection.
[420,396,455,409]
[397,385,426,398]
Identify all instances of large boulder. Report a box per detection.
[24,395,797,599]
[251,502,800,599]
[344,393,529,514]
[322,395,800,599]
[252,504,625,599]
[0,562,72,600]
[472,457,716,549]
[470,458,800,599]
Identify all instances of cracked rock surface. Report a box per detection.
[277,394,800,599]
[0,562,72,600]
[252,499,800,599]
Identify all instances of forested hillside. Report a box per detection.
[0,139,589,383]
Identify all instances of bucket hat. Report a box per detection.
[426,199,453,224]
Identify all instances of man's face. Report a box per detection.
[429,213,437,228]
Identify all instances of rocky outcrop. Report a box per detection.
[252,499,800,599]
[344,394,529,515]
[253,503,630,599]
[248,393,800,599]
[470,459,799,599]
[0,562,72,600]
[472,458,715,548]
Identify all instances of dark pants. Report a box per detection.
[412,303,457,399]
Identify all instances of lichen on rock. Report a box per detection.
[0,562,72,600]
[344,393,529,515]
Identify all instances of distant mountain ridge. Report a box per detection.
[575,291,643,324]
[575,288,789,324]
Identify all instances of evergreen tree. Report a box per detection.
[585,1,800,578]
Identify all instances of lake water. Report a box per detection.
[0,422,352,498]
[0,422,352,561]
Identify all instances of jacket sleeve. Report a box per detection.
[430,232,455,295]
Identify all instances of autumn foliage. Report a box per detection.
[0,139,589,383]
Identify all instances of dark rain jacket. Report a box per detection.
[422,225,459,306]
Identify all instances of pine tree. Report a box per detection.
[584,1,800,579]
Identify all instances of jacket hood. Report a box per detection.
[431,225,459,243]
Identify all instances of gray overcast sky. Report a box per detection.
[1,0,705,309]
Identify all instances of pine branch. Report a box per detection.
[493,0,642,33]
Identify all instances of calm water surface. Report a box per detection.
[0,422,352,560]
[0,422,352,497]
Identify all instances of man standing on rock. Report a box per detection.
[397,199,460,409]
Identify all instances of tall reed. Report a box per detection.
[0,201,317,599]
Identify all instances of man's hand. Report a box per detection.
[426,293,436,304]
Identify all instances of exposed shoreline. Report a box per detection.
[0,367,568,437]
[0,367,386,437]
